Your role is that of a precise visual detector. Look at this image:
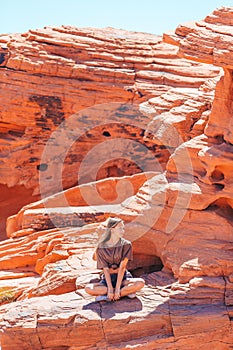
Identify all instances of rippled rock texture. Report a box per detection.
[0,7,233,350]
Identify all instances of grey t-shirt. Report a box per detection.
[96,238,133,269]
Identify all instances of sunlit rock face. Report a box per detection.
[1,8,233,350]
[0,25,219,237]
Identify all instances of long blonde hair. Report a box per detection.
[98,217,122,247]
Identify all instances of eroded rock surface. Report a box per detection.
[0,26,219,237]
[0,7,233,350]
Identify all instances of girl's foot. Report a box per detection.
[95,295,109,302]
[127,293,136,299]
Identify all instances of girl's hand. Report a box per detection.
[107,289,114,301]
[113,288,121,301]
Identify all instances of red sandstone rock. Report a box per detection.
[1,7,233,350]
[164,7,233,144]
[0,26,220,238]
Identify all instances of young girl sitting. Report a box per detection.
[85,217,145,301]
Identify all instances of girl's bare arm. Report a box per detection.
[103,267,114,300]
[92,249,97,261]
[114,258,128,299]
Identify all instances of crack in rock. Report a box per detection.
[99,302,108,350]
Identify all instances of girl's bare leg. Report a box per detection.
[120,278,145,297]
[85,283,108,296]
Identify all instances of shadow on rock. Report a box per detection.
[83,296,143,318]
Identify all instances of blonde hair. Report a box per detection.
[98,217,122,247]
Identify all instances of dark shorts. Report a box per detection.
[99,271,133,288]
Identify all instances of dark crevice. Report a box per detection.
[137,91,144,98]
[216,135,233,147]
[223,276,229,318]
[215,135,225,144]
[0,66,27,72]
[28,39,59,47]
[8,129,25,137]
[210,169,224,181]
[29,157,39,163]
[0,53,6,65]
[35,315,43,349]
[99,303,108,350]
[129,255,164,277]
[204,200,233,224]
[102,131,111,137]
[212,183,225,191]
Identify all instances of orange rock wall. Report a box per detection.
[0,26,220,237]
[1,8,233,350]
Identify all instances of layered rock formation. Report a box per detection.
[0,25,219,237]
[0,6,233,350]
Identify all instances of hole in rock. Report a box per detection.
[213,183,224,191]
[0,53,6,64]
[128,254,164,277]
[37,163,48,172]
[96,159,143,181]
[205,198,233,222]
[137,91,144,98]
[210,169,224,181]
[214,135,224,144]
[102,131,111,137]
